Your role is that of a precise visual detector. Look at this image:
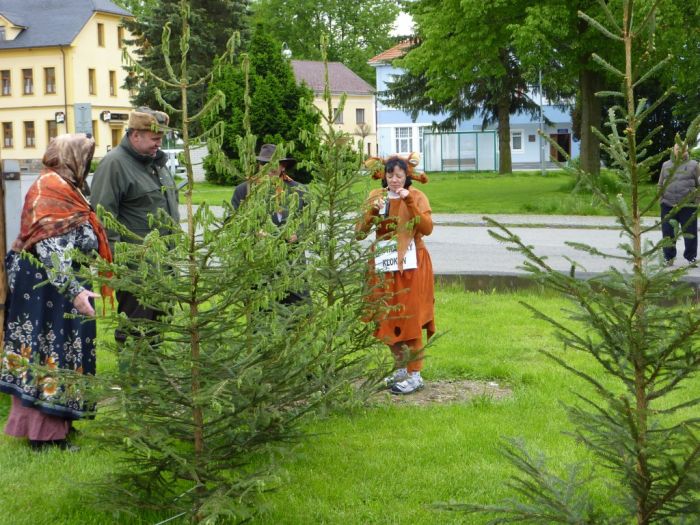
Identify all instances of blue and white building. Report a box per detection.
[368,42,580,171]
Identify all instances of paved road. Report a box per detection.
[179,206,699,277]
[428,213,700,278]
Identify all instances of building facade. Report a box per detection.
[0,0,133,168]
[369,42,580,171]
[291,60,377,157]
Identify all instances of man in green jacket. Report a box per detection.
[90,106,180,342]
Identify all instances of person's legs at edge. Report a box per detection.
[660,203,677,263]
[390,338,424,394]
[677,206,698,262]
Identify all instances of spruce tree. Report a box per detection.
[444,2,700,523]
[71,3,385,522]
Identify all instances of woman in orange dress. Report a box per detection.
[359,155,435,394]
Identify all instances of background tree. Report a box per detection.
[114,0,158,18]
[444,1,700,523]
[203,25,320,185]
[250,0,400,84]
[632,0,700,180]
[511,0,609,176]
[122,0,250,130]
[386,0,540,174]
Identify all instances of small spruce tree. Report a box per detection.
[444,2,700,524]
[76,3,385,522]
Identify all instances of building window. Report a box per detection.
[109,70,116,96]
[47,120,58,142]
[395,127,412,154]
[355,108,365,125]
[44,67,56,94]
[24,121,35,147]
[117,26,124,48]
[0,27,5,41]
[1,70,10,96]
[88,69,96,95]
[511,130,524,153]
[97,23,105,46]
[22,69,33,95]
[418,126,431,153]
[2,122,13,147]
[333,108,343,124]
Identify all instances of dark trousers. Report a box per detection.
[661,203,698,262]
[115,290,164,343]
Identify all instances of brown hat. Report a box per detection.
[128,106,170,132]
[256,143,296,166]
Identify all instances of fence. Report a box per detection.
[422,131,498,172]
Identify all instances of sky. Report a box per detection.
[391,12,415,36]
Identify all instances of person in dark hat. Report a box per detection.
[230,143,307,304]
[231,143,299,213]
[90,106,180,344]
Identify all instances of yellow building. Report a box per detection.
[0,0,133,166]
[291,60,376,157]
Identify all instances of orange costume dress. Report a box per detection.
[362,187,435,372]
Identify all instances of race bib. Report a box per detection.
[375,240,418,273]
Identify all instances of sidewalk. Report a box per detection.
[180,206,658,231]
[432,213,658,229]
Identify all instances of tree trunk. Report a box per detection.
[497,98,512,174]
[579,68,602,176]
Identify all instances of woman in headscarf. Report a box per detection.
[358,154,435,395]
[0,133,112,451]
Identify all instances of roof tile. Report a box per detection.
[291,60,374,95]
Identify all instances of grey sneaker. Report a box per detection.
[384,367,409,388]
[390,373,424,395]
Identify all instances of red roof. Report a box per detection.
[368,40,413,65]
[291,60,374,95]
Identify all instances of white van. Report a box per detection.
[162,149,187,176]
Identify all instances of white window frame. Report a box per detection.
[418,126,433,154]
[510,129,524,154]
[394,126,413,154]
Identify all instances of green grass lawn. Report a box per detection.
[190,171,660,216]
[1,286,680,524]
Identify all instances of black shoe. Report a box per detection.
[29,439,80,452]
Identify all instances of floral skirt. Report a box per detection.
[0,251,96,421]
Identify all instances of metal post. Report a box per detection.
[539,70,545,176]
[0,160,7,343]
[475,132,479,171]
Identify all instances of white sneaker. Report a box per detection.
[384,367,408,388]
[390,373,424,395]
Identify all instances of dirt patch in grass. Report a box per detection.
[373,379,512,407]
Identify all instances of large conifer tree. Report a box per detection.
[122,0,250,131]
[203,26,320,185]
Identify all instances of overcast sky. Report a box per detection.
[392,12,414,36]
